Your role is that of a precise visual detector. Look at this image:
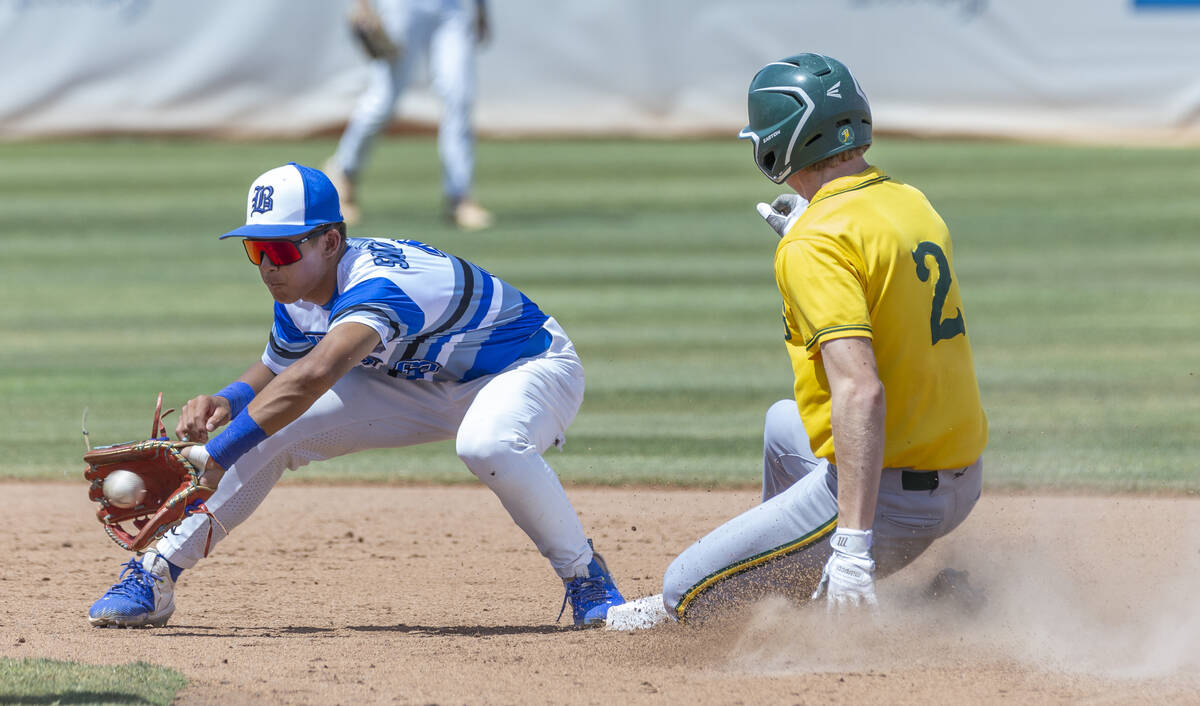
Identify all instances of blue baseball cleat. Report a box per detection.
[560,542,625,627]
[88,553,176,628]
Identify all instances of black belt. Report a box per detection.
[901,470,939,491]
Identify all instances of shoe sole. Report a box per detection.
[574,601,624,627]
[89,612,172,628]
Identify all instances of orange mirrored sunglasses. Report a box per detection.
[242,227,326,266]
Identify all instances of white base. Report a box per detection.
[604,593,669,631]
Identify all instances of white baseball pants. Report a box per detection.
[334,0,478,201]
[663,399,983,620]
[155,318,595,579]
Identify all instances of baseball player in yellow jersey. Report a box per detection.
[657,53,988,621]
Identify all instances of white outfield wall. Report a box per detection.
[1,0,1198,143]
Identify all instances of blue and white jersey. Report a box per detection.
[262,237,550,382]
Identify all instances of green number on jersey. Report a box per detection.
[912,241,966,345]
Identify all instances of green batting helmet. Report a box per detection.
[738,54,873,183]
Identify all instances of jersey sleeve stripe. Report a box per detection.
[267,334,311,361]
[265,303,313,364]
[804,324,874,351]
[334,304,406,340]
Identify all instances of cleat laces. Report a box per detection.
[558,574,612,623]
[102,557,162,605]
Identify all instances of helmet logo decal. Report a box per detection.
[838,126,855,145]
[826,81,842,99]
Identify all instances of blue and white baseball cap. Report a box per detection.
[219,162,344,239]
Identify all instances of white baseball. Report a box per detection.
[103,469,148,509]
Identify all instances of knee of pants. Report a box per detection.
[456,433,531,480]
[764,399,804,452]
[661,554,690,620]
[762,399,817,499]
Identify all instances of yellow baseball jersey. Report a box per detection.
[775,166,987,469]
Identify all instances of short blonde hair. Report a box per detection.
[806,145,870,173]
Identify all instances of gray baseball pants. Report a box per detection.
[663,399,982,620]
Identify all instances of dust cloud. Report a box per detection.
[721,494,1200,681]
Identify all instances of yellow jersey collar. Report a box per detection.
[807,166,890,207]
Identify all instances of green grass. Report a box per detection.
[0,658,186,705]
[1,136,1197,491]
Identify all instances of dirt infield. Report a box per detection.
[3,482,1198,705]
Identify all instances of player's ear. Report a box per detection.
[320,225,344,258]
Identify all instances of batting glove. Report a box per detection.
[755,193,809,238]
[812,527,879,614]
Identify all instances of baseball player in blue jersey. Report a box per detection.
[326,0,493,229]
[88,162,624,628]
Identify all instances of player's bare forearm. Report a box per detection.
[820,336,886,530]
[237,362,277,394]
[246,322,381,436]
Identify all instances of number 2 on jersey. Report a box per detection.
[912,241,966,345]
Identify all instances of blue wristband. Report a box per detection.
[206,409,268,470]
[214,381,255,419]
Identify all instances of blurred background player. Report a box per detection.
[325,0,493,230]
[660,54,988,621]
[87,162,623,628]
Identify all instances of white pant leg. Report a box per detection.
[334,59,406,176]
[428,4,476,200]
[155,366,476,568]
[456,318,591,578]
[334,0,436,175]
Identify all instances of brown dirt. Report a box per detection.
[3,482,1198,705]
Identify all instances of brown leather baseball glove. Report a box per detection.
[83,393,218,554]
[349,0,400,60]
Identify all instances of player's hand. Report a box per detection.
[755,193,809,238]
[175,395,231,443]
[812,528,879,614]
